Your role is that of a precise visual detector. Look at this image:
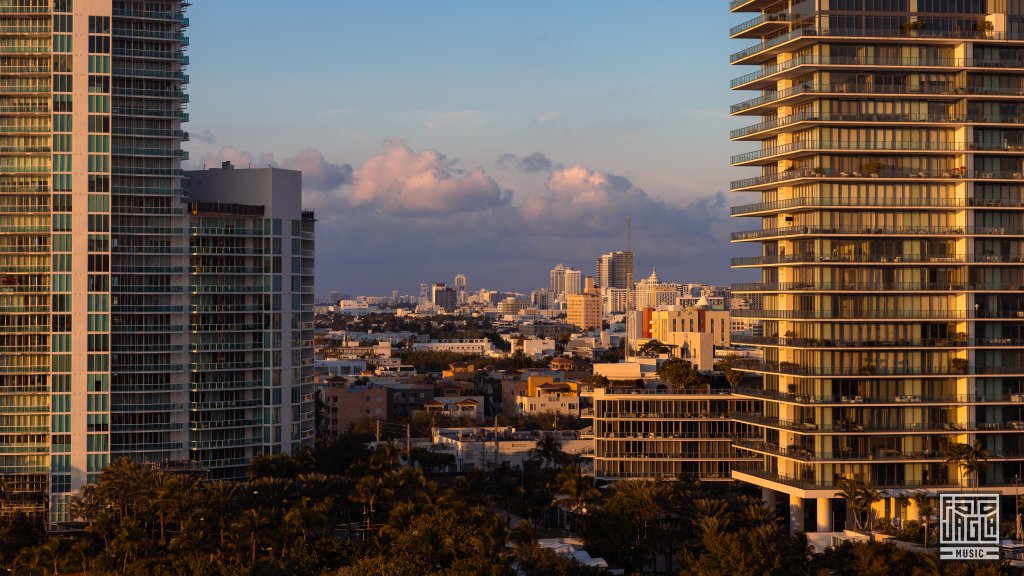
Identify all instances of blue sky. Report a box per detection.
[184,1,758,295]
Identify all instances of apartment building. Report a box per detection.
[729,1,1024,531]
[185,164,316,480]
[0,1,314,523]
[567,276,602,331]
[586,386,761,480]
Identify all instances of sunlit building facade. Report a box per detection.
[0,1,314,523]
[729,0,1024,530]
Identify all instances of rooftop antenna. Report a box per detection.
[628,216,632,253]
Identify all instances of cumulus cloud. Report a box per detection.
[347,139,512,216]
[497,151,559,173]
[281,148,353,191]
[186,140,749,293]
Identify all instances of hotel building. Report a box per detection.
[729,1,1024,530]
[0,1,314,523]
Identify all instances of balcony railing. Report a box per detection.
[732,254,972,266]
[732,281,1024,292]
[731,308,1024,320]
[734,386,1024,405]
[732,55,1024,89]
[731,27,1024,64]
[732,335,1024,348]
[732,140,970,165]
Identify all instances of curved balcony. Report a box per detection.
[732,335,1023,349]
[731,254,970,267]
[732,83,1024,117]
[729,189,1024,213]
[731,308,1024,320]
[730,225,1021,242]
[734,361,1024,377]
[732,281,1024,293]
[732,412,975,433]
[734,386,1024,405]
[732,56,1024,91]
[732,140,972,167]
[732,112,1024,141]
[735,441,950,462]
[731,27,1024,66]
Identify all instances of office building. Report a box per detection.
[0,2,314,523]
[729,2,1024,531]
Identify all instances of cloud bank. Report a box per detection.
[188,138,749,294]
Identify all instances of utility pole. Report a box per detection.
[494,415,500,468]
[406,423,411,462]
[375,419,380,447]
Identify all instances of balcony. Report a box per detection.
[731,27,1024,66]
[732,281,1024,292]
[732,140,969,167]
[733,360,1024,377]
[732,56,1024,90]
[731,308,1024,320]
[730,11,795,39]
[732,83,1024,117]
[731,253,969,267]
[732,335,1024,349]
[733,385,1024,405]
[731,412,975,433]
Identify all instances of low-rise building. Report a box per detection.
[412,339,496,355]
[323,381,389,436]
[423,396,485,420]
[585,386,761,481]
[431,428,592,472]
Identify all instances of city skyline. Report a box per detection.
[181,1,756,295]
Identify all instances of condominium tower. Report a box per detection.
[729,1,1024,531]
[0,1,314,524]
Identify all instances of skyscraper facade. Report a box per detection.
[454,273,467,304]
[564,267,582,295]
[729,1,1024,530]
[549,263,566,296]
[595,251,634,290]
[0,1,314,524]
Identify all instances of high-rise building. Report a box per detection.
[729,2,1024,531]
[595,251,634,290]
[567,276,602,331]
[0,2,314,524]
[185,164,316,481]
[431,283,457,312]
[454,273,467,304]
[564,267,582,295]
[550,263,566,296]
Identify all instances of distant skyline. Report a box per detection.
[183,1,757,294]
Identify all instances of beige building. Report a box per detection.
[729,1,1024,532]
[586,386,761,480]
[566,276,602,331]
[323,381,389,436]
[649,306,732,347]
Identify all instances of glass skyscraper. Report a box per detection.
[0,1,314,525]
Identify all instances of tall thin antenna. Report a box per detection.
[628,216,632,252]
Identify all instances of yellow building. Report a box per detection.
[567,276,602,331]
[649,307,732,347]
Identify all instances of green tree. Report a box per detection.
[713,353,745,387]
[531,433,564,469]
[656,358,707,389]
[637,340,671,357]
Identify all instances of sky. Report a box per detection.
[182,1,760,296]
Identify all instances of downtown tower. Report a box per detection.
[0,1,315,524]
[730,1,1024,530]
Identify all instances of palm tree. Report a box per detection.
[893,493,911,530]
[943,442,972,491]
[554,463,600,530]
[962,441,990,491]
[837,478,864,530]
[913,490,936,548]
[859,482,882,531]
[531,433,562,469]
[232,508,271,567]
